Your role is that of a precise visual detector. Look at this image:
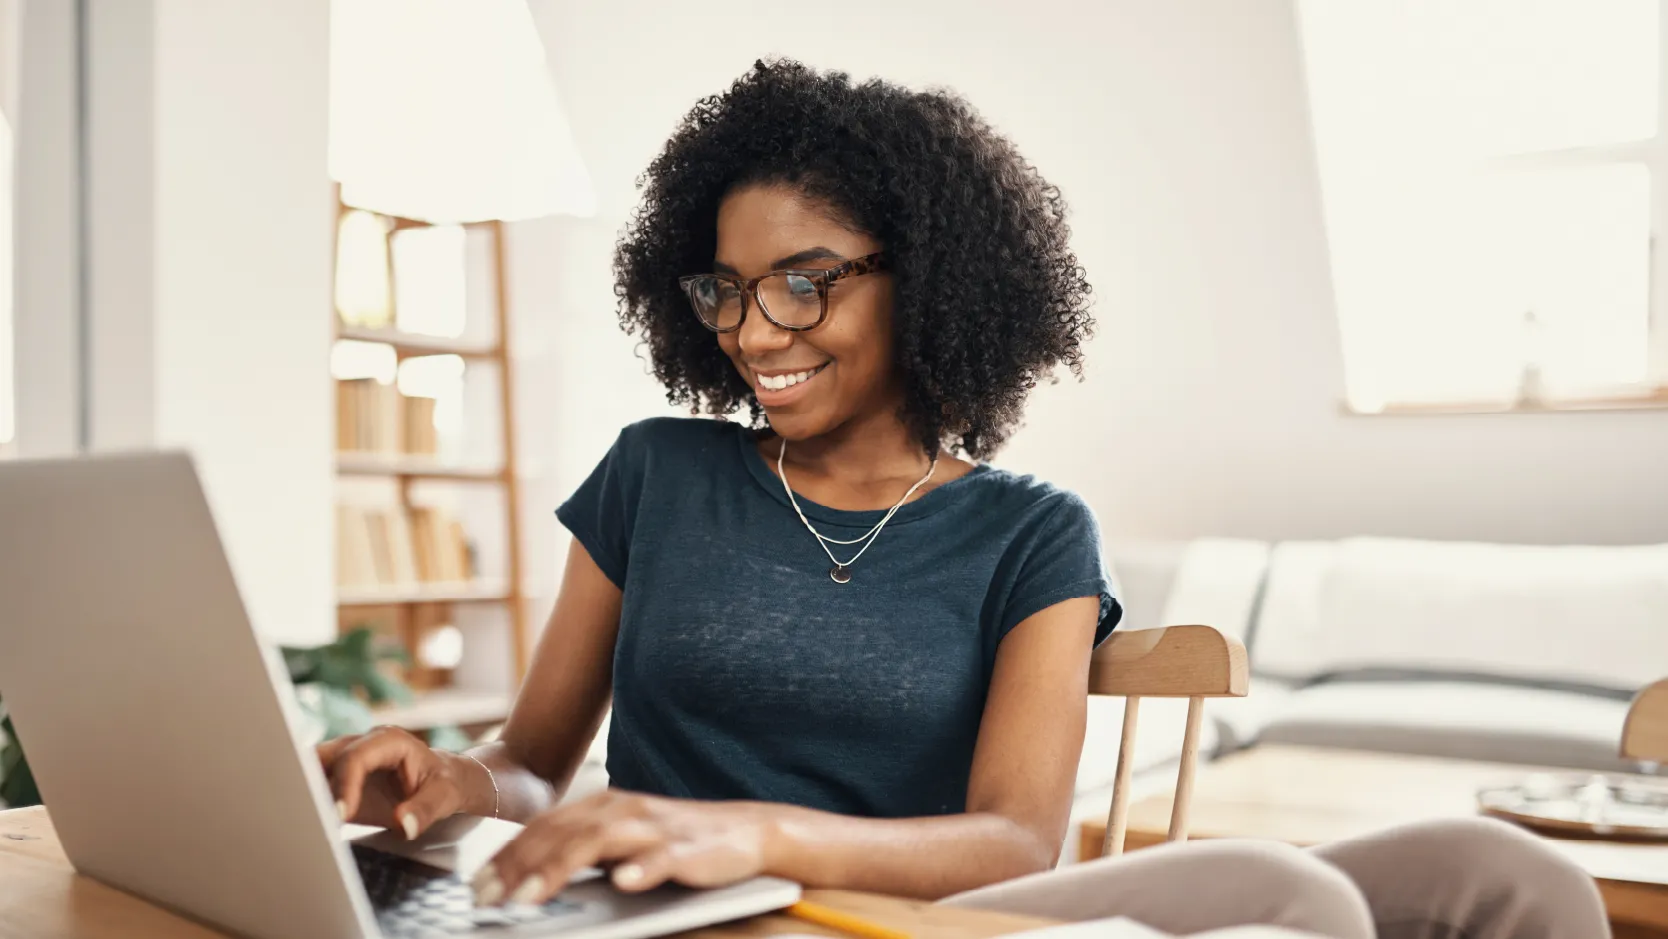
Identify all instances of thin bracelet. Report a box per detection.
[459,751,499,819]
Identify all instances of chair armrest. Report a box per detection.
[1089,624,1249,698]
[1622,677,1668,762]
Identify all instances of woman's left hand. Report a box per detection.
[471,790,780,906]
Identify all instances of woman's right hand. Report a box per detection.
[317,725,479,840]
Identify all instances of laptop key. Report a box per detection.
[501,905,550,924]
[467,907,518,928]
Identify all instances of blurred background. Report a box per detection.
[2,0,1667,869]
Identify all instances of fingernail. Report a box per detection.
[614,864,644,887]
[508,874,546,906]
[335,800,349,822]
[473,873,504,907]
[400,812,418,841]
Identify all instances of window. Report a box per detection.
[1295,0,1668,411]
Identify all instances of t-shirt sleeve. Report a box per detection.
[554,424,649,589]
[1000,492,1122,648]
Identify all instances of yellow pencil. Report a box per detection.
[786,900,914,939]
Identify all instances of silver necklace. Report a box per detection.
[776,441,937,584]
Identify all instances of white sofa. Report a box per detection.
[1112,535,1668,776]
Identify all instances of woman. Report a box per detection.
[322,59,1607,938]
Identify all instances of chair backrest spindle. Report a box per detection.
[1090,624,1249,856]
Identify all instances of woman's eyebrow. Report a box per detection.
[711,247,846,275]
[772,247,845,268]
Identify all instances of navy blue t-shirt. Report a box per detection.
[555,417,1120,819]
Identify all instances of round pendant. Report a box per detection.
[830,564,852,584]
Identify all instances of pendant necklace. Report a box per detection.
[776,441,937,584]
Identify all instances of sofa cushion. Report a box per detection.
[1253,680,1636,772]
[1104,540,1188,632]
[1243,540,1337,681]
[1251,537,1668,693]
[1207,676,1300,752]
[1157,538,1271,644]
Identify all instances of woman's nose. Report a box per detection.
[736,300,793,356]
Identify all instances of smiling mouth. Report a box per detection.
[754,363,829,392]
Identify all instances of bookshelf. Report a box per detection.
[328,186,529,734]
[335,451,503,481]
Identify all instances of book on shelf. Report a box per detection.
[336,378,438,456]
[336,503,479,593]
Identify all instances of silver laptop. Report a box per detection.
[0,450,800,939]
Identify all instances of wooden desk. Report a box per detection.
[1078,745,1668,939]
[0,806,1053,939]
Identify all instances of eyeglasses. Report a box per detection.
[678,252,889,333]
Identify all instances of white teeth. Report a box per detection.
[758,366,822,391]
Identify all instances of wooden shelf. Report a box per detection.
[338,579,510,607]
[335,452,504,481]
[370,689,512,732]
[331,183,532,691]
[335,325,499,360]
[384,214,497,233]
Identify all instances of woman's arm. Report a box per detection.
[322,537,621,834]
[476,594,1101,904]
[455,537,623,820]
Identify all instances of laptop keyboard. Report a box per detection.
[353,844,585,936]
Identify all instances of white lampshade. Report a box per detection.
[328,0,596,223]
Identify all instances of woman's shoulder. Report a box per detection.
[616,414,740,445]
[961,462,1099,525]
[606,415,745,462]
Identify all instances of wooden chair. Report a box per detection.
[1621,677,1668,764]
[1091,624,1250,857]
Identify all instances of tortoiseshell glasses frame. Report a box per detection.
[677,251,890,333]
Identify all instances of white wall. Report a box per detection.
[150,0,337,645]
[512,0,1668,569]
[0,0,19,458]
[13,0,336,645]
[12,0,81,459]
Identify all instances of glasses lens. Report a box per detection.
[686,276,742,330]
[756,273,823,328]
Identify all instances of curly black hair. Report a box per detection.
[611,57,1094,459]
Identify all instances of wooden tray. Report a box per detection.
[1477,772,1668,841]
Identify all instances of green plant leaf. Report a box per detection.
[0,702,42,809]
[280,645,322,684]
[339,626,373,661]
[309,685,377,740]
[282,627,419,739]
[359,670,413,706]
